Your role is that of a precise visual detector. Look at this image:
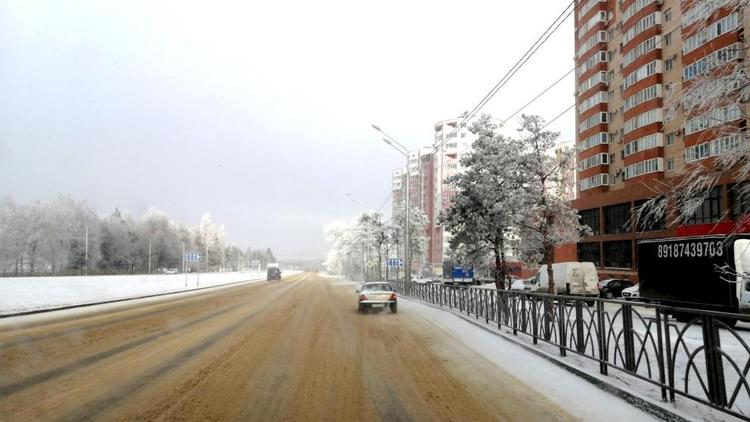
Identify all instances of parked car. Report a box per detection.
[357,282,397,314]
[598,278,634,299]
[163,268,178,274]
[510,279,527,291]
[621,283,639,301]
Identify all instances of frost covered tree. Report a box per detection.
[441,115,525,289]
[358,212,388,280]
[0,195,250,275]
[516,115,588,294]
[391,204,428,273]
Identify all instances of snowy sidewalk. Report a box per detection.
[398,298,666,422]
[0,271,278,316]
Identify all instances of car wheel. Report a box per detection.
[390,303,398,313]
[605,292,614,299]
[358,303,364,313]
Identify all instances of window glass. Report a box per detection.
[578,243,601,266]
[604,203,630,234]
[603,240,632,268]
[730,183,750,221]
[579,208,600,235]
[687,187,722,224]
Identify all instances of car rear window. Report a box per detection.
[362,283,393,292]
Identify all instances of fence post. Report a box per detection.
[663,312,675,402]
[622,304,636,372]
[596,300,608,375]
[484,290,491,324]
[702,314,728,407]
[497,291,503,329]
[531,296,538,344]
[557,297,566,356]
[655,308,667,402]
[575,299,585,353]
[511,293,518,335]
[521,294,528,332]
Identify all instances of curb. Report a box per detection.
[0,277,266,319]
[401,296,693,422]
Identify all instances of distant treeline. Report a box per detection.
[0,195,275,275]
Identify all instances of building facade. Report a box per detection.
[390,118,476,276]
[572,0,749,280]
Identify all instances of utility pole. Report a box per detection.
[405,161,411,289]
[84,224,88,275]
[205,244,209,273]
[371,124,413,292]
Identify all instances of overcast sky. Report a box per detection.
[0,0,574,260]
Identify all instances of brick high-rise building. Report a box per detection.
[572,0,749,280]
[390,118,477,276]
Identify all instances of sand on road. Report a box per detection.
[0,273,575,421]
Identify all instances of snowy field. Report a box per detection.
[0,271,300,316]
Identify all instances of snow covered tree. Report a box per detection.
[515,115,588,294]
[440,114,525,289]
[391,204,428,273]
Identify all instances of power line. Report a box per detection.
[430,0,576,156]
[501,69,574,125]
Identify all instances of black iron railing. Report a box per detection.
[393,281,750,421]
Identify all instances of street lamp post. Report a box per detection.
[371,124,412,292]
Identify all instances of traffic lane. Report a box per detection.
[0,273,307,421]
[0,273,574,421]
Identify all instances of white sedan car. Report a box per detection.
[621,283,639,300]
[357,282,397,314]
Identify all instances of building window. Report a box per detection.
[666,133,675,145]
[665,58,673,71]
[730,182,750,221]
[634,199,666,231]
[578,243,601,266]
[687,187,722,225]
[580,209,601,235]
[666,158,675,171]
[604,203,630,234]
[665,33,672,46]
[603,240,633,268]
[665,9,672,22]
[461,132,466,138]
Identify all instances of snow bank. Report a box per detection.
[0,271,278,315]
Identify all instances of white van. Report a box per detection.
[533,262,599,297]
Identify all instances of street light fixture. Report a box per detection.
[371,124,412,288]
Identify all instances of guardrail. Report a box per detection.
[393,281,750,421]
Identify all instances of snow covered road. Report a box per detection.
[0,271,305,315]
[0,273,659,421]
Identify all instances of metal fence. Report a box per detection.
[393,281,750,421]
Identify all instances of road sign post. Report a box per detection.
[185,252,202,288]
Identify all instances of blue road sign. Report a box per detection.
[387,258,403,268]
[185,252,202,262]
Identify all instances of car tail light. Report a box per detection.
[359,295,367,301]
[389,293,397,301]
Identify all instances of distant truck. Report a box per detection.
[638,235,750,321]
[442,263,476,285]
[532,262,599,297]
